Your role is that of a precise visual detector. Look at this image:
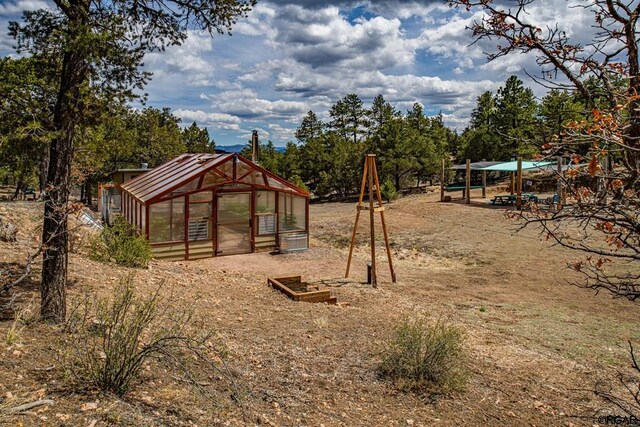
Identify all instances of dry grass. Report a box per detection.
[0,193,639,425]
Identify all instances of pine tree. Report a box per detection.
[9,0,255,322]
[182,122,215,154]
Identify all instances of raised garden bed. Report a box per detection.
[267,276,337,304]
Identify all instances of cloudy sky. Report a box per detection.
[1,0,592,147]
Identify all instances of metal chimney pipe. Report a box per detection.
[251,130,259,163]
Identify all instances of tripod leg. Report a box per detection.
[345,159,369,278]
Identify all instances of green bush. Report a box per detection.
[379,314,468,394]
[380,178,398,202]
[66,275,227,396]
[90,217,152,267]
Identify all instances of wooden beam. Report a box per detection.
[440,158,445,202]
[556,156,565,206]
[345,157,369,279]
[372,159,396,283]
[368,155,377,287]
[481,158,487,198]
[510,172,515,195]
[185,194,190,260]
[516,157,523,210]
[465,159,471,204]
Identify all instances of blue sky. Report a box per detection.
[0,0,590,147]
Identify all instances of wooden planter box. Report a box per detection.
[267,276,337,304]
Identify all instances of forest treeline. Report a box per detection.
[243,75,593,198]
[1,55,594,201]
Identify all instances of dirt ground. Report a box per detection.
[1,189,639,426]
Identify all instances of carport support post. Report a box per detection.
[516,157,523,209]
[481,158,487,198]
[465,159,471,204]
[510,172,515,195]
[440,158,445,202]
[556,156,565,205]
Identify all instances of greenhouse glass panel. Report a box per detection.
[190,191,212,203]
[141,205,146,234]
[239,170,266,185]
[218,192,250,223]
[170,178,199,195]
[202,171,229,188]
[255,191,275,213]
[267,176,289,191]
[278,193,306,232]
[149,200,171,242]
[236,160,252,178]
[172,197,185,241]
[218,159,234,178]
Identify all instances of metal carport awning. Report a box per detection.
[450,160,555,171]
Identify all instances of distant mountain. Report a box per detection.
[215,144,246,154]
[216,144,286,154]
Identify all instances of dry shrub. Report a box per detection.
[3,298,37,346]
[0,218,17,242]
[89,217,152,268]
[68,223,94,255]
[595,341,640,419]
[379,314,468,394]
[66,275,230,397]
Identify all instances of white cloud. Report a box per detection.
[209,88,309,120]
[264,5,415,71]
[173,109,242,131]
[267,123,297,142]
[440,112,471,131]
[144,31,215,86]
[0,0,49,14]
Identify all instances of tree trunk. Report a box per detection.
[85,179,92,206]
[12,178,23,201]
[394,164,400,192]
[41,12,89,322]
[621,12,640,189]
[39,144,49,196]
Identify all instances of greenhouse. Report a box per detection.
[120,153,309,260]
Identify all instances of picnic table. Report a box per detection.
[21,188,36,201]
[444,184,484,198]
[491,193,538,206]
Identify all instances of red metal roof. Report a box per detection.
[120,153,309,204]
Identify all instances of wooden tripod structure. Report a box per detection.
[345,154,397,287]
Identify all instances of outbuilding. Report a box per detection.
[119,153,309,260]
